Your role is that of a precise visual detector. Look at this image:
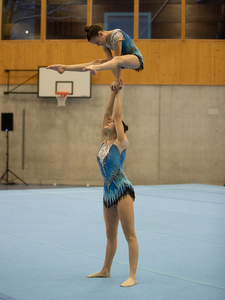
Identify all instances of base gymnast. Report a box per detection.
[87,87,138,287]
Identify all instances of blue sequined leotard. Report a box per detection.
[105,29,144,71]
[97,138,135,208]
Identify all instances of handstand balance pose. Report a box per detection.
[47,25,144,90]
[87,87,139,287]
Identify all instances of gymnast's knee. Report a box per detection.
[113,56,123,64]
[106,235,117,248]
[124,233,136,244]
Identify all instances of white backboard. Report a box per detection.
[38,67,91,98]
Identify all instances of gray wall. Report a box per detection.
[0,85,225,186]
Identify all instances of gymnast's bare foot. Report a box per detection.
[46,64,65,74]
[120,277,137,287]
[83,65,98,75]
[87,270,110,278]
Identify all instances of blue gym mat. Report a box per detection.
[0,184,224,300]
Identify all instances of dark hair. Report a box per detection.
[122,120,128,132]
[84,25,103,42]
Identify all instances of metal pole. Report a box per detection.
[6,130,9,183]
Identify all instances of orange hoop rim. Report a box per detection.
[55,91,70,98]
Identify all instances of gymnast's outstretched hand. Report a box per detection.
[46,64,65,74]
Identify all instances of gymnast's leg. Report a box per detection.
[87,205,119,278]
[47,58,108,74]
[117,195,139,287]
[83,55,140,75]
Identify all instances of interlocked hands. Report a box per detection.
[110,79,124,91]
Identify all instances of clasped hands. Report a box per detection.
[110,79,124,91]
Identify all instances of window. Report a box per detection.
[104,12,151,39]
[46,0,87,39]
[2,1,224,40]
[2,0,41,40]
[186,0,225,39]
[139,0,181,39]
[92,0,134,37]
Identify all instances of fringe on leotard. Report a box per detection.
[103,184,135,209]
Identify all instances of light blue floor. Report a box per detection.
[0,184,225,300]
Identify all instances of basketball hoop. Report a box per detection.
[55,91,70,107]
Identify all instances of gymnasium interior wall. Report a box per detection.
[0,84,224,186]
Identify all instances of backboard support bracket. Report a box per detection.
[4,69,38,95]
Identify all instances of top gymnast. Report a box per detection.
[47,25,144,90]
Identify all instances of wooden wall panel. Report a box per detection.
[0,40,224,86]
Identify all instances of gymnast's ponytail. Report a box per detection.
[122,121,129,133]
